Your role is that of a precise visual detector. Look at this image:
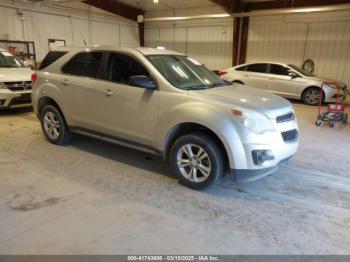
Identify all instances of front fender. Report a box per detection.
[155,101,244,169]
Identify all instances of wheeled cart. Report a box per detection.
[315,81,348,128]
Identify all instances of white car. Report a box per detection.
[219,62,347,106]
[0,48,33,109]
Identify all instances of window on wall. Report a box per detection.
[62,52,103,78]
[270,64,290,76]
[246,63,267,73]
[105,53,149,85]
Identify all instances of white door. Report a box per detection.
[267,64,305,99]
[239,63,270,91]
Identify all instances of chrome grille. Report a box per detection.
[281,129,298,143]
[4,81,32,92]
[276,112,295,123]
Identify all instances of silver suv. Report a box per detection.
[32,47,299,190]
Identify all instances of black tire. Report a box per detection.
[40,104,71,145]
[329,121,335,128]
[169,132,226,190]
[302,87,323,106]
[343,113,348,124]
[233,80,244,85]
[315,120,322,126]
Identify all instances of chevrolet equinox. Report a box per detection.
[32,47,299,190]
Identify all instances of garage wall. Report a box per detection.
[247,11,350,88]
[0,1,140,60]
[145,6,233,70]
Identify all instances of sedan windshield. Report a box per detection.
[0,52,22,68]
[147,55,231,90]
[288,64,313,77]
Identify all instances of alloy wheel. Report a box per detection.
[305,89,320,105]
[43,111,61,140]
[176,144,211,183]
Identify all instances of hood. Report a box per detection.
[0,67,33,82]
[191,84,293,119]
[304,75,347,87]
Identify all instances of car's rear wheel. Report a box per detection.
[170,132,225,190]
[40,105,71,145]
[302,87,323,106]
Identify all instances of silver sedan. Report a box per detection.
[219,62,347,106]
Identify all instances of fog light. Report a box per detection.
[252,150,274,166]
[0,99,5,106]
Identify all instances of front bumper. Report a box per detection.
[231,156,292,183]
[324,87,347,103]
[224,115,299,182]
[0,89,32,109]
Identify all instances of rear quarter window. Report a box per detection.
[235,66,247,71]
[38,51,67,70]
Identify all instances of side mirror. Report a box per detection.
[129,75,156,90]
[289,71,298,79]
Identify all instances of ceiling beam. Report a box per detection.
[83,0,143,21]
[245,0,350,11]
[210,0,243,13]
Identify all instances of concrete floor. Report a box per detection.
[0,99,350,255]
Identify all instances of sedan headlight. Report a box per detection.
[324,83,338,89]
[232,108,274,134]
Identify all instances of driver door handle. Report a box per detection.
[106,89,114,97]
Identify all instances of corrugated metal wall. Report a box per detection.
[145,7,350,87]
[145,23,233,70]
[145,6,233,70]
[247,11,350,87]
[0,2,140,60]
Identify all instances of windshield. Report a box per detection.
[147,55,231,90]
[288,64,313,77]
[0,51,23,68]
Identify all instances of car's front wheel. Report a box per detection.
[40,104,71,145]
[170,132,226,190]
[302,87,323,106]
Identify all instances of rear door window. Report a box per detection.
[38,51,67,70]
[246,63,267,73]
[269,64,290,76]
[62,52,103,78]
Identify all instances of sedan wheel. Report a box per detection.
[303,87,322,106]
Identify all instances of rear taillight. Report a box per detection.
[219,70,227,76]
[31,73,38,87]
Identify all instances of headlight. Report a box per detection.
[232,108,274,134]
[325,83,337,89]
